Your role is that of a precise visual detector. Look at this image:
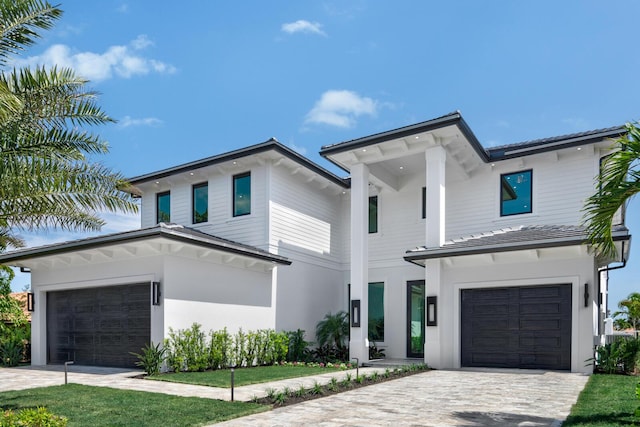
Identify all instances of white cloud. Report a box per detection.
[288,142,308,155]
[281,20,327,36]
[119,116,163,128]
[12,35,176,82]
[305,90,378,128]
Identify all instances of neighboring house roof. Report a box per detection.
[127,138,349,188]
[0,223,292,266]
[319,111,626,164]
[404,224,631,264]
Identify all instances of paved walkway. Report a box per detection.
[0,365,589,426]
[0,364,388,402]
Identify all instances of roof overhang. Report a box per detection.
[126,139,349,196]
[319,112,488,189]
[404,228,631,267]
[0,224,291,271]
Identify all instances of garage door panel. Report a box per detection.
[520,286,561,298]
[47,283,150,368]
[461,284,571,370]
[520,319,563,330]
[520,302,563,315]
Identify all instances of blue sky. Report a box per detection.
[8,1,639,312]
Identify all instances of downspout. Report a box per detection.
[596,240,627,336]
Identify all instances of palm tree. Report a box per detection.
[583,122,640,259]
[315,311,349,350]
[0,1,138,250]
[613,292,640,336]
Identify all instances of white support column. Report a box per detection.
[349,162,369,364]
[425,145,446,247]
[424,146,446,368]
[424,259,442,368]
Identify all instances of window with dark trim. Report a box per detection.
[233,172,251,217]
[156,191,170,223]
[422,187,426,219]
[369,282,384,341]
[369,196,378,234]
[500,170,532,216]
[192,182,208,224]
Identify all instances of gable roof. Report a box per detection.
[319,111,626,164]
[404,224,631,264]
[319,111,489,162]
[0,223,291,266]
[127,138,349,188]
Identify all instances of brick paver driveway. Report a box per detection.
[216,369,588,427]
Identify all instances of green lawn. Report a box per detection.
[148,365,332,387]
[563,374,639,426]
[0,384,269,427]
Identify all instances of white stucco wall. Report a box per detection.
[274,255,345,340]
[162,255,276,334]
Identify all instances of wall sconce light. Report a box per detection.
[27,292,35,312]
[584,283,589,308]
[426,296,437,326]
[350,299,361,327]
[152,282,161,306]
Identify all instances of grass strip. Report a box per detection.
[563,374,638,427]
[147,365,331,387]
[0,384,268,427]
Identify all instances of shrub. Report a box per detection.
[593,337,640,374]
[315,311,349,351]
[209,328,231,369]
[130,342,166,375]
[286,329,310,362]
[1,407,67,427]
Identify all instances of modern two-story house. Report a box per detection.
[0,112,630,373]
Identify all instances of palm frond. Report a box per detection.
[583,122,640,259]
[0,0,62,66]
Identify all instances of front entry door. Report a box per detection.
[407,280,425,358]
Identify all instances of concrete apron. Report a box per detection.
[215,369,589,427]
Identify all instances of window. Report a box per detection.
[192,182,208,224]
[369,196,378,234]
[233,172,251,217]
[156,191,170,223]
[421,187,426,219]
[500,170,532,216]
[369,282,384,341]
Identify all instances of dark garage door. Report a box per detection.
[461,284,571,370]
[47,284,150,368]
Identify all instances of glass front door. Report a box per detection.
[407,280,425,358]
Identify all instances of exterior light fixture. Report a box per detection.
[27,292,35,312]
[426,296,437,326]
[584,283,589,308]
[350,300,361,327]
[152,281,161,306]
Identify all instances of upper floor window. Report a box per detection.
[192,182,208,224]
[156,191,170,223]
[369,196,378,234]
[422,187,426,219]
[500,170,532,216]
[233,172,251,217]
